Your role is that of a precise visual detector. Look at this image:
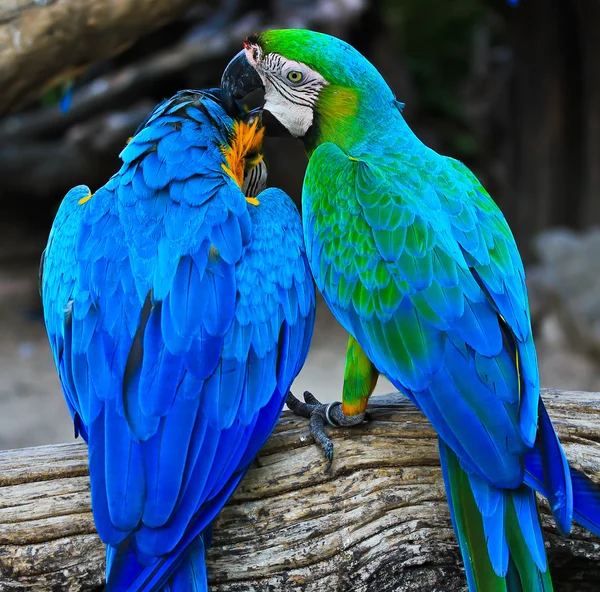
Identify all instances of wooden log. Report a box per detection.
[1,389,600,591]
[0,0,200,116]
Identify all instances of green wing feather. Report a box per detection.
[303,142,533,473]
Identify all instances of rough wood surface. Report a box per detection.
[1,390,600,591]
[0,0,200,115]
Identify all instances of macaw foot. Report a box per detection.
[286,391,368,470]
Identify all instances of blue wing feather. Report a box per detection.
[142,394,202,529]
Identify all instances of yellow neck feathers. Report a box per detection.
[221,118,265,189]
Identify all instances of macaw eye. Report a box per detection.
[286,70,303,83]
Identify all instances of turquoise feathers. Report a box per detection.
[40,89,315,591]
[295,40,562,591]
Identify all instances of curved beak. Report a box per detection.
[221,50,264,115]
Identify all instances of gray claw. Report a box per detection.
[287,391,368,470]
[309,408,334,470]
[286,391,313,418]
[303,391,321,406]
[322,440,334,471]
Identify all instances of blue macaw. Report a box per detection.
[40,88,315,591]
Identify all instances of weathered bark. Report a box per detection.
[1,390,599,591]
[0,0,200,115]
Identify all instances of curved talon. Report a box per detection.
[287,391,369,470]
[309,410,334,470]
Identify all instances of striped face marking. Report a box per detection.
[242,158,266,198]
[245,43,327,137]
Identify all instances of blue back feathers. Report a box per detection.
[41,89,315,591]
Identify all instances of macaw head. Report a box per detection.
[221,29,397,153]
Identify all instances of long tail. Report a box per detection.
[106,533,209,592]
[524,399,600,536]
[439,439,553,591]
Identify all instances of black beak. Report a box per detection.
[221,50,264,115]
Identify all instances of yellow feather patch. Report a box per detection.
[316,85,359,150]
[246,197,260,206]
[342,398,369,416]
[247,153,264,166]
[220,118,265,189]
[78,191,93,205]
[319,85,359,119]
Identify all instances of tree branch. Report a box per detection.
[0,0,201,115]
[1,389,599,591]
[0,11,263,141]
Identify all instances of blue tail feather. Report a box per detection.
[163,535,208,592]
[107,534,209,592]
[510,487,546,572]
[527,443,600,537]
[468,472,509,576]
[523,399,600,537]
[524,400,572,535]
[104,471,244,592]
[569,467,600,536]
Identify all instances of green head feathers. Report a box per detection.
[224,29,401,154]
[250,29,390,93]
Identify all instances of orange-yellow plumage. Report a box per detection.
[221,118,265,189]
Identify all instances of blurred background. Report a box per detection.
[1,0,600,449]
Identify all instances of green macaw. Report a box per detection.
[221,29,600,591]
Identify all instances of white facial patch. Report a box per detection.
[262,90,314,137]
[245,45,328,137]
